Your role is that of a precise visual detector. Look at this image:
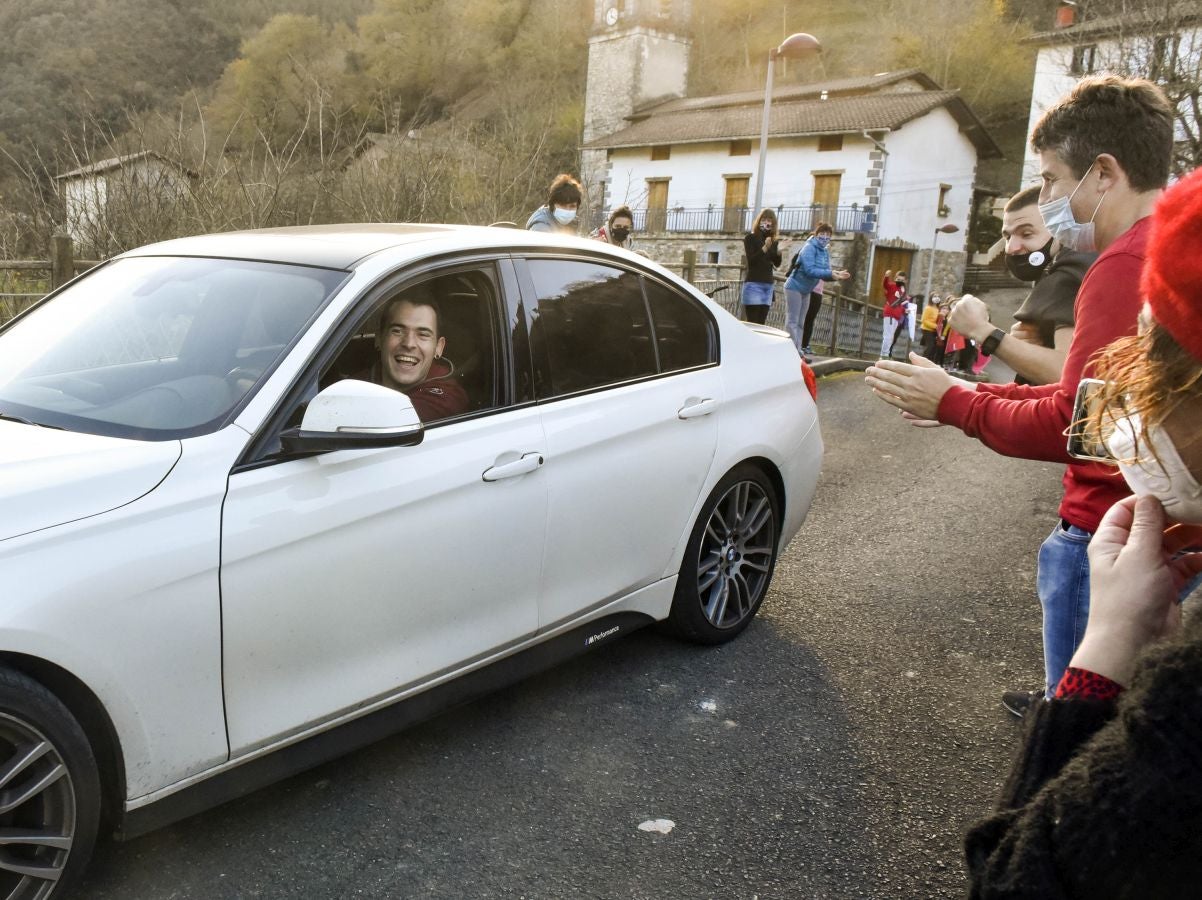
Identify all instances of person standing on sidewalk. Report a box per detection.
[593,205,637,251]
[526,174,583,234]
[920,295,942,360]
[864,75,1174,716]
[880,270,908,358]
[783,222,850,360]
[741,209,782,325]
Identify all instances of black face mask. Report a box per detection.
[760,223,774,233]
[1006,238,1055,282]
[611,227,630,243]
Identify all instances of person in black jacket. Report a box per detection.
[741,208,781,324]
[964,167,1202,898]
[950,186,1095,391]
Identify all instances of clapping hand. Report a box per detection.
[1069,496,1202,686]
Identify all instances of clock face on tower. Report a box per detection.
[605,6,619,26]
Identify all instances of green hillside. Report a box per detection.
[0,0,1039,251]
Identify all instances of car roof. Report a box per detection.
[119,224,626,271]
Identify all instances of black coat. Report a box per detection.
[965,610,1202,898]
[743,231,782,284]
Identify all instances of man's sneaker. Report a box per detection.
[1001,689,1045,718]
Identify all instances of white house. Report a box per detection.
[56,151,196,254]
[581,0,1001,302]
[1022,1,1202,183]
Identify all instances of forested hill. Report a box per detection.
[0,0,1040,256]
[0,0,377,158]
[0,0,1037,163]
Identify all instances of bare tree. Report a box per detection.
[1078,0,1202,173]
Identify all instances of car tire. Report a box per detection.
[666,464,781,644]
[0,667,101,900]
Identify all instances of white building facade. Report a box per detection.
[1023,3,1202,183]
[57,151,195,255]
[582,1,1000,302]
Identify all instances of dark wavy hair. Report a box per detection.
[1031,75,1173,192]
[547,174,583,210]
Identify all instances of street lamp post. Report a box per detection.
[924,223,961,301]
[753,32,822,218]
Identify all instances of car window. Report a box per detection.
[0,257,343,439]
[527,259,655,399]
[321,266,501,423]
[641,277,716,372]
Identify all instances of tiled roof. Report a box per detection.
[1026,3,1202,44]
[638,69,938,115]
[583,91,1001,154]
[56,150,197,180]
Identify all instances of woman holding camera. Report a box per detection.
[741,208,781,325]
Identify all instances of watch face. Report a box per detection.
[605,6,619,25]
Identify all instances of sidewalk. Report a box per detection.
[809,285,1030,382]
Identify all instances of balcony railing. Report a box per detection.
[622,204,870,235]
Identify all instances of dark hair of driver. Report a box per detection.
[378,293,442,339]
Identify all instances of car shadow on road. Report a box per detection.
[82,620,881,899]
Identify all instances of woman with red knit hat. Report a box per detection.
[965,168,1202,896]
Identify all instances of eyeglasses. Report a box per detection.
[1066,377,1118,464]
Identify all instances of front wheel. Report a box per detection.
[0,668,101,900]
[666,464,781,644]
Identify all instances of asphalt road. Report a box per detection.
[79,370,1064,899]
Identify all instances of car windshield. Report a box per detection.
[0,256,346,440]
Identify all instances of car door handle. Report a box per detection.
[482,451,545,482]
[678,398,718,420]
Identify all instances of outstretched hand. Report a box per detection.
[864,352,970,421]
[1069,496,1202,686]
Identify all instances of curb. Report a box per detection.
[810,357,872,377]
[809,356,992,383]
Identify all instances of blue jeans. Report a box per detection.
[1037,521,1092,695]
[784,288,810,351]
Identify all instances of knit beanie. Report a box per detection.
[1142,167,1202,363]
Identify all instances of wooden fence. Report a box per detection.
[0,235,101,323]
[678,249,905,361]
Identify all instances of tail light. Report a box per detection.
[800,360,818,400]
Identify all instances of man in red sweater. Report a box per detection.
[864,76,1175,714]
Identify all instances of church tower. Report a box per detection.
[582,0,692,215]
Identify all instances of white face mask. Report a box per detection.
[553,207,577,226]
[1038,167,1106,253]
[1106,416,1202,524]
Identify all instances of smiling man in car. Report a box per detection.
[370,294,468,421]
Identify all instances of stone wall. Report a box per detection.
[632,231,966,305]
[633,231,858,285]
[909,248,967,299]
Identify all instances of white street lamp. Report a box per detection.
[924,223,961,301]
[753,32,822,217]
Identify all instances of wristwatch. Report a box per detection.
[980,327,1006,356]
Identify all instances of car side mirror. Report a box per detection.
[279,379,424,453]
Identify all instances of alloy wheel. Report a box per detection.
[694,479,777,629]
[0,713,77,900]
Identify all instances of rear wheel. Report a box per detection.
[667,464,781,644]
[0,668,101,900]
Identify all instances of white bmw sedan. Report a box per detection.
[0,225,821,897]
